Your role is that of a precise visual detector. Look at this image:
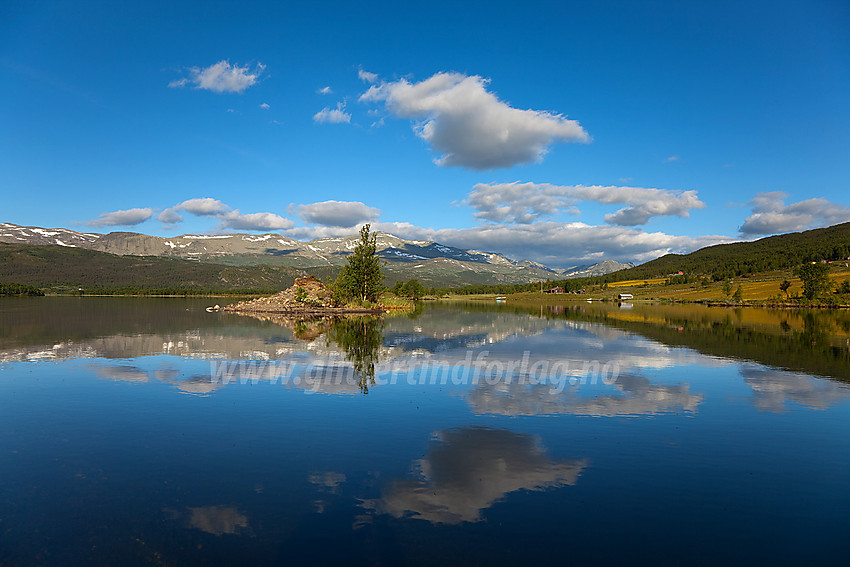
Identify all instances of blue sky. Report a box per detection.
[1,0,848,267]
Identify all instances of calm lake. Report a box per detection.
[1,297,849,565]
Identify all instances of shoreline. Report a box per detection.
[222,306,385,316]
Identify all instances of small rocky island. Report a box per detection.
[222,276,384,316]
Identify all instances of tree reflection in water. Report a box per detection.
[326,316,385,394]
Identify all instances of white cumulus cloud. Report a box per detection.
[317,86,333,94]
[157,208,184,224]
[169,60,265,93]
[313,102,351,124]
[175,197,231,216]
[468,182,704,226]
[217,211,294,231]
[360,72,589,170]
[87,208,153,227]
[155,198,294,232]
[282,220,733,268]
[738,192,850,236]
[297,200,381,227]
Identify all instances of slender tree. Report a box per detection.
[334,224,384,303]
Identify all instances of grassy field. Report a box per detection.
[606,278,668,287]
[500,269,850,306]
[643,271,850,302]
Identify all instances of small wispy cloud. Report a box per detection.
[317,86,332,94]
[664,156,680,163]
[169,60,265,94]
[313,102,351,124]
[358,69,378,83]
[259,102,270,109]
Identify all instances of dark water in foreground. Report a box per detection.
[1,297,849,565]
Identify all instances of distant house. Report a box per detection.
[546,287,565,294]
[617,293,634,300]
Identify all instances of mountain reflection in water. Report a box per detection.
[1,297,849,409]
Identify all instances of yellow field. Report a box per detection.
[634,271,850,301]
[607,278,667,287]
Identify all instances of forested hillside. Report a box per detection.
[0,244,303,293]
[604,222,850,282]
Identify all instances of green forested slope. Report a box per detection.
[605,222,850,282]
[0,243,303,293]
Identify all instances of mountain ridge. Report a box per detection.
[0,222,632,285]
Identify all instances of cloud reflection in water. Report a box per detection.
[362,427,588,524]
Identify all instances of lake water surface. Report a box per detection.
[1,297,849,565]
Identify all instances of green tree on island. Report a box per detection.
[333,224,384,304]
[794,262,831,300]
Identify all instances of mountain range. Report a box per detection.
[0,223,632,287]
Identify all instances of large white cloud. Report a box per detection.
[739,192,850,236]
[169,60,265,93]
[468,182,705,226]
[86,208,153,227]
[360,72,589,170]
[296,200,380,227]
[281,220,733,268]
